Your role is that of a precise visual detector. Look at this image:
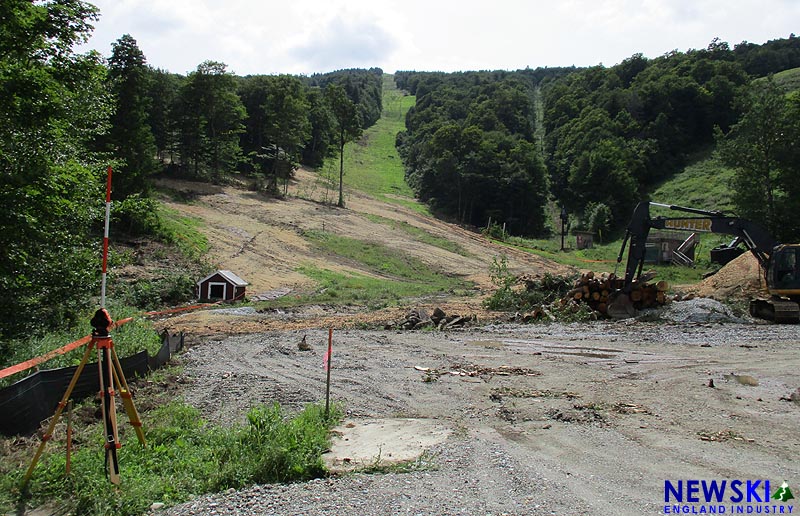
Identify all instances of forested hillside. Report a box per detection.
[396,36,800,241]
[3,0,800,345]
[394,69,572,235]
[0,0,382,342]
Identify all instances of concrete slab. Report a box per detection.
[323,418,452,473]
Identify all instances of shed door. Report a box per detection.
[208,282,227,299]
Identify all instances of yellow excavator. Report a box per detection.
[609,201,800,323]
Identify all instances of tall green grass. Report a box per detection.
[157,206,209,260]
[649,151,736,213]
[0,303,161,389]
[756,67,800,94]
[2,401,341,515]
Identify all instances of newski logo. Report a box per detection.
[666,480,772,503]
[773,482,795,504]
[664,480,795,514]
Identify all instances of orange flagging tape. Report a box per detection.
[0,318,132,380]
[0,299,230,381]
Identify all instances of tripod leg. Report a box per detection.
[111,347,146,446]
[97,339,120,485]
[22,341,95,489]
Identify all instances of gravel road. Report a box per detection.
[161,312,800,516]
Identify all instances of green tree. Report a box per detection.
[325,83,362,207]
[107,34,157,198]
[301,87,335,168]
[146,67,183,164]
[175,61,245,179]
[239,75,311,194]
[718,79,794,239]
[0,0,110,340]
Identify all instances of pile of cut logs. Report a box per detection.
[561,271,669,317]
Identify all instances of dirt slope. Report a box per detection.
[158,169,570,316]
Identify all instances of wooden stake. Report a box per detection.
[66,400,73,476]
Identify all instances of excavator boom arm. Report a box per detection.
[618,202,778,293]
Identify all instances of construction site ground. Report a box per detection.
[148,173,798,514]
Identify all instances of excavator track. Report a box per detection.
[749,298,800,324]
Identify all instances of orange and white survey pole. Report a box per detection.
[324,328,333,418]
[100,166,112,308]
[23,165,143,490]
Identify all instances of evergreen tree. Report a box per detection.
[175,61,245,179]
[107,34,157,198]
[239,75,311,193]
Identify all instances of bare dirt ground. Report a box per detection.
[153,174,799,515]
[158,168,569,300]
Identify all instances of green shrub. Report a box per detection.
[483,255,579,314]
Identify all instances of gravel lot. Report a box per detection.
[162,310,800,516]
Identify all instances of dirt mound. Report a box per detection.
[685,252,766,301]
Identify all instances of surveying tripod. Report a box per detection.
[23,308,146,488]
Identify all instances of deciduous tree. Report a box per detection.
[325,83,362,207]
[0,0,110,340]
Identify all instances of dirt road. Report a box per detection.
[164,317,800,515]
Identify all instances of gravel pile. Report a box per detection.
[641,297,748,324]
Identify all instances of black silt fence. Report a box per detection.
[0,332,183,437]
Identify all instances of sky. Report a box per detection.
[78,0,800,76]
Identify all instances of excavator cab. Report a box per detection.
[768,245,800,294]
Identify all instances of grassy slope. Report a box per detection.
[281,76,468,308]
[333,75,728,285]
[340,75,423,212]
[758,66,800,93]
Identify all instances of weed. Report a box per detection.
[484,255,577,312]
[4,401,342,515]
[359,450,439,475]
[0,307,161,389]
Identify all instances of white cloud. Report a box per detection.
[79,0,800,75]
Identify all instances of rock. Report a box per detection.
[444,316,469,329]
[724,373,758,386]
[413,320,434,330]
[431,307,446,324]
[150,502,165,511]
[298,335,312,351]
